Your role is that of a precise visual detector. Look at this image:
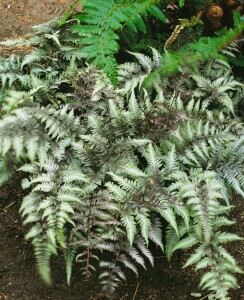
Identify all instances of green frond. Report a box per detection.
[135,212,151,245]
[146,143,162,174]
[0,157,14,185]
[121,215,137,246]
[183,245,206,268]
[164,145,179,175]
[71,0,166,84]
[165,224,179,261]
[148,217,164,251]
[173,235,198,252]
[108,172,139,193]
[155,207,178,236]
[117,162,146,178]
[214,232,243,244]
[65,242,78,285]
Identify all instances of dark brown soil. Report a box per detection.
[0,174,243,300]
[0,1,243,299]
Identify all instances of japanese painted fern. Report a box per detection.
[0,18,243,300]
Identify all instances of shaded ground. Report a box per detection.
[0,0,243,299]
[0,0,81,39]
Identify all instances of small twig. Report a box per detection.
[0,201,16,211]
[0,292,8,300]
[234,248,243,256]
[154,253,191,259]
[119,294,127,300]
[199,291,215,300]
[132,282,140,300]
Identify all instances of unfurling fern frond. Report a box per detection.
[164,16,203,50]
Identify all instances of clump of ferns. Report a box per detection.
[167,111,244,201]
[0,28,243,299]
[0,18,84,108]
[181,45,244,114]
[117,48,244,117]
[0,72,242,297]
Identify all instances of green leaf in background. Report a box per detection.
[179,0,185,8]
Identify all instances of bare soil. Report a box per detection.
[0,0,81,39]
[0,1,243,299]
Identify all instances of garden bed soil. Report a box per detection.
[0,0,243,299]
[0,0,82,56]
[0,0,81,39]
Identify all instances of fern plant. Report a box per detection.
[169,170,242,300]
[0,15,243,300]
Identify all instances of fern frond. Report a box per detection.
[121,215,137,246]
[71,0,166,84]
